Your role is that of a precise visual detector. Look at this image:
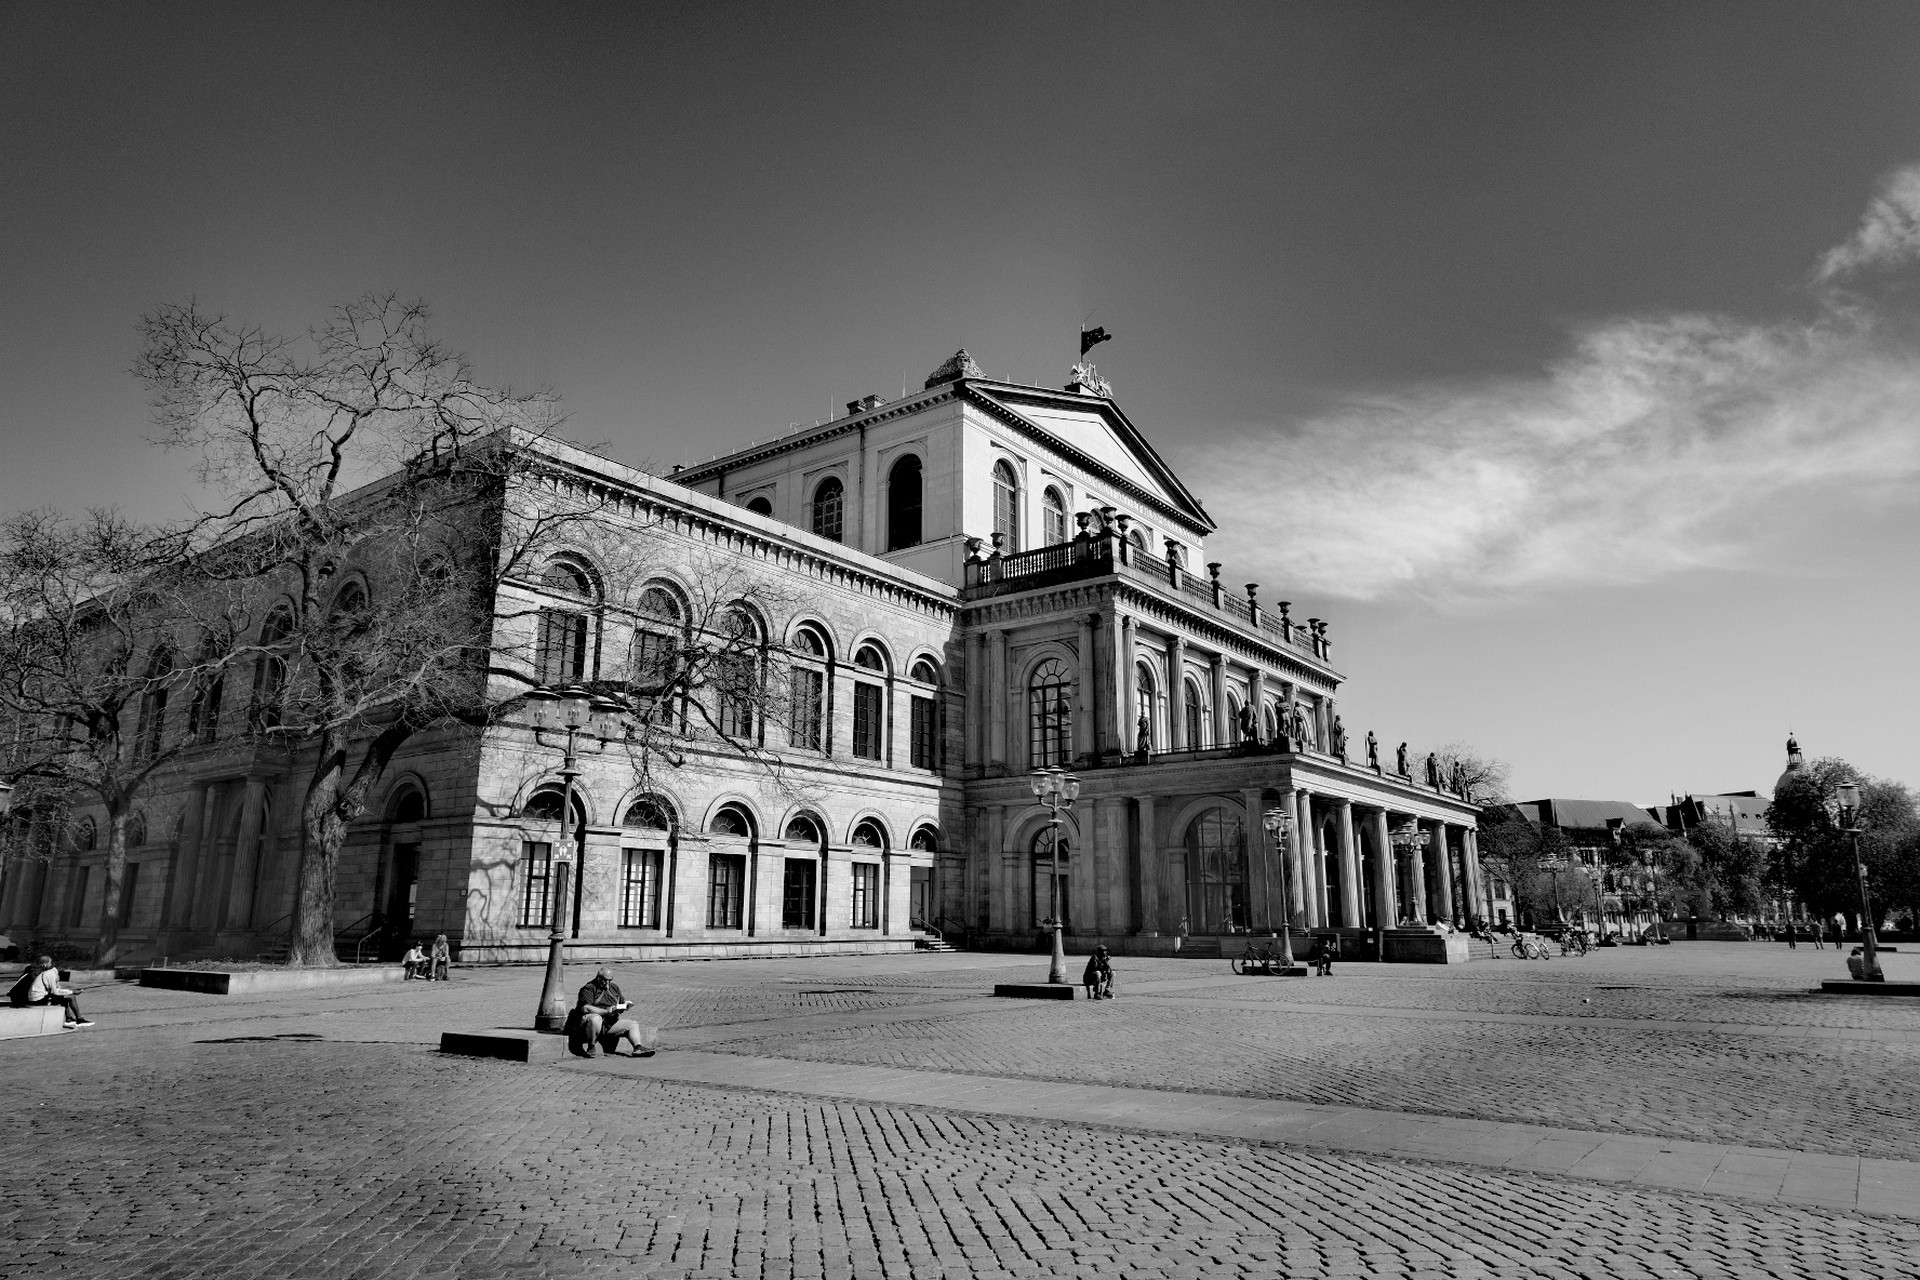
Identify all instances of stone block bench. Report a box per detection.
[0,1005,71,1040]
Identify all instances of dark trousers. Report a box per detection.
[35,993,82,1023]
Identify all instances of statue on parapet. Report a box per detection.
[1238,703,1257,743]
[1366,731,1380,771]
[1452,760,1468,797]
[1330,714,1346,759]
[1135,714,1152,757]
[1425,752,1440,788]
[1396,741,1410,777]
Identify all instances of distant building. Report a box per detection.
[1511,798,1663,933]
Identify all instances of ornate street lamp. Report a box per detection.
[530,686,622,1032]
[1837,782,1883,983]
[1030,766,1079,985]
[1391,819,1429,926]
[1260,805,1294,969]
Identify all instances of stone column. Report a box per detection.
[1463,827,1485,921]
[1295,789,1316,924]
[1209,653,1228,749]
[1075,614,1096,761]
[1098,795,1128,931]
[1431,820,1455,924]
[1242,786,1271,930]
[1136,794,1159,932]
[1368,808,1395,928]
[222,778,269,930]
[1166,635,1187,750]
[1246,669,1265,742]
[1310,803,1330,927]
[1407,817,1429,923]
[1336,800,1360,928]
[989,630,1010,770]
[965,631,985,769]
[985,804,1006,932]
[1118,615,1138,752]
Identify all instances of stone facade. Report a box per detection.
[1,353,1488,965]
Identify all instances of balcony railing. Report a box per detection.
[962,534,1332,665]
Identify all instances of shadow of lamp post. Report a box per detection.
[1030,766,1078,985]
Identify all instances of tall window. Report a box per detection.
[716,608,760,739]
[707,854,745,929]
[909,658,937,770]
[68,866,91,928]
[851,862,880,929]
[1042,487,1068,546]
[1134,662,1156,750]
[135,646,173,759]
[250,608,294,729]
[1031,826,1069,930]
[1028,656,1072,768]
[852,644,886,761]
[1183,679,1205,749]
[620,849,663,928]
[1186,809,1249,933]
[118,862,140,927]
[521,841,553,927]
[535,562,594,685]
[811,476,845,542]
[788,626,828,751]
[782,859,818,929]
[631,585,684,695]
[186,633,225,745]
[992,460,1020,552]
[887,455,923,551]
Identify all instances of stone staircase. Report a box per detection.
[915,935,958,953]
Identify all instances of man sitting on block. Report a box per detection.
[570,968,653,1058]
[8,956,92,1028]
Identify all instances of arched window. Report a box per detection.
[330,581,368,628]
[811,476,845,542]
[1028,656,1073,768]
[1183,679,1205,749]
[389,787,427,824]
[851,644,887,761]
[783,814,822,844]
[851,819,887,849]
[1031,824,1069,930]
[74,817,97,852]
[1226,692,1243,742]
[787,624,829,752]
[631,584,685,695]
[992,460,1020,552]
[910,827,938,853]
[126,811,147,849]
[1042,487,1068,546]
[716,608,761,739]
[185,631,227,745]
[887,455,923,551]
[1128,528,1148,557]
[535,561,596,686]
[1186,808,1249,933]
[1263,702,1278,742]
[709,805,752,837]
[908,658,938,770]
[135,645,174,759]
[251,608,295,730]
[850,821,884,929]
[522,785,587,829]
[745,495,773,517]
[623,797,675,831]
[909,658,938,685]
[1134,661,1156,751]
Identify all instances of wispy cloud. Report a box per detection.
[1817,162,1920,282]
[1191,167,1920,603]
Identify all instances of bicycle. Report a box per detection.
[1510,933,1552,960]
[1559,931,1591,957]
[1232,935,1291,975]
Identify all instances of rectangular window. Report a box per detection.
[782,858,818,929]
[632,630,677,691]
[68,866,91,928]
[909,694,935,770]
[118,863,140,927]
[853,682,883,760]
[851,861,879,929]
[535,610,588,685]
[620,849,663,928]
[717,653,757,739]
[521,841,553,927]
[790,666,824,751]
[707,853,745,929]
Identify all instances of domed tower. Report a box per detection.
[1773,734,1804,796]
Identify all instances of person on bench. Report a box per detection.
[9,955,92,1028]
[571,968,650,1057]
[401,942,428,980]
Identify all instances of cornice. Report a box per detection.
[673,388,959,484]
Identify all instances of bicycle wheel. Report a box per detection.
[1231,953,1250,976]
[1511,940,1527,958]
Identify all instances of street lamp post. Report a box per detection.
[1837,782,1884,983]
[531,687,616,1033]
[1030,766,1079,985]
[1260,805,1294,969]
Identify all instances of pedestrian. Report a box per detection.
[1315,933,1339,977]
[1785,921,1797,950]
[570,967,652,1057]
[401,941,428,979]
[7,955,92,1028]
[428,933,452,982]
[1811,920,1825,950]
[1082,945,1113,999]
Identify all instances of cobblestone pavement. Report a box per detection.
[5,944,1918,1278]
[8,1038,1920,1280]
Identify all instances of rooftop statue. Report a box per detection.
[1396,742,1410,777]
[1366,730,1380,770]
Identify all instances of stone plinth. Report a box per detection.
[0,1005,69,1039]
[1383,927,1470,965]
[992,983,1079,999]
[140,965,407,995]
[1820,979,1920,997]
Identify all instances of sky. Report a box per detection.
[4,2,1920,805]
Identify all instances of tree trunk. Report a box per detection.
[290,746,349,967]
[94,805,128,966]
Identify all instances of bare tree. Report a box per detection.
[1422,741,1512,805]
[0,508,227,961]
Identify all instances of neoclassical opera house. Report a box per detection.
[3,351,1485,964]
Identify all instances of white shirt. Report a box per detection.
[24,968,66,1002]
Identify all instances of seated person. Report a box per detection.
[401,942,428,980]
[9,955,92,1027]
[1314,933,1339,976]
[571,967,651,1057]
[1081,945,1114,1000]
[428,934,452,982]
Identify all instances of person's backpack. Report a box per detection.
[7,967,37,1008]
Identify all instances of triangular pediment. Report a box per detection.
[966,382,1215,535]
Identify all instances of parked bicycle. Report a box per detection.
[1510,933,1552,960]
[1232,934,1293,975]
[1559,931,1591,957]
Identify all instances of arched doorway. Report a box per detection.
[378,787,426,958]
[1031,824,1069,934]
[1185,807,1248,934]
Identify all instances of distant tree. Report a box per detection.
[1681,818,1766,920]
[1424,742,1511,805]
[1475,805,1545,925]
[0,509,227,961]
[1766,758,1919,932]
